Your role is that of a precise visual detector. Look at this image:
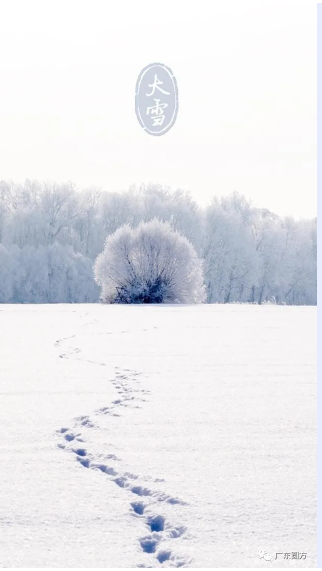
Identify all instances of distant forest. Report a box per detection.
[0,180,317,305]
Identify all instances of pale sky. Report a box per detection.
[0,0,317,218]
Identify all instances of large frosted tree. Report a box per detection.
[94,219,206,304]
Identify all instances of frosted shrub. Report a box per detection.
[94,219,206,304]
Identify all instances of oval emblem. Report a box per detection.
[135,63,178,136]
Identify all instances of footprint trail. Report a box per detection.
[56,365,191,567]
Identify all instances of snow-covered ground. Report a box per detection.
[0,304,316,568]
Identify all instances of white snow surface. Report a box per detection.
[0,304,316,568]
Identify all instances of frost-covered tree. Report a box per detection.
[0,242,99,303]
[94,219,206,304]
[0,244,13,302]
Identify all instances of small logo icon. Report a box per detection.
[259,550,272,561]
[135,63,179,136]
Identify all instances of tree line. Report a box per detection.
[0,179,317,305]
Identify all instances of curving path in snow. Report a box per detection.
[55,362,190,568]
